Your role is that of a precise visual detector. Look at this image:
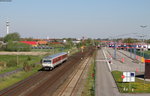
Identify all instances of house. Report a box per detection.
[20,41,38,47]
[37,41,48,45]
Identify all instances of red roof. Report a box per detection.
[20,41,38,45]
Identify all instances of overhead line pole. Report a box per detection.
[140,25,147,58]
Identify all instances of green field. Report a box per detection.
[0,55,41,64]
[0,55,43,91]
[0,55,42,74]
[0,65,41,91]
[112,71,150,93]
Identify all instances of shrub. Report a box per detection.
[7,59,17,67]
[0,62,7,67]
[27,56,32,61]
[23,61,32,72]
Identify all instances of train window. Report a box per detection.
[43,60,51,63]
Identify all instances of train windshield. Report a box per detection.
[43,60,51,63]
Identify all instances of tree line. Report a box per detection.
[0,32,31,51]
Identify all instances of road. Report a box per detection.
[96,48,150,96]
[106,48,145,73]
[95,49,120,96]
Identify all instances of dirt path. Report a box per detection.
[0,52,48,55]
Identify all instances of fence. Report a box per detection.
[127,48,150,59]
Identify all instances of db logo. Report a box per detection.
[121,75,125,79]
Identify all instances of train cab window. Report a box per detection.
[43,60,51,63]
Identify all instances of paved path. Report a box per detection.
[0,68,23,78]
[95,48,150,96]
[95,49,120,96]
[0,63,40,78]
[106,48,145,73]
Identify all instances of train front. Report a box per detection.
[42,59,53,70]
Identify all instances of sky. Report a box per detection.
[0,0,150,39]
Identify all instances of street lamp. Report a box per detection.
[140,25,147,58]
[140,25,148,88]
[114,42,117,59]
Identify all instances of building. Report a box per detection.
[20,41,38,47]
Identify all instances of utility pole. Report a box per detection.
[114,42,117,59]
[140,25,147,58]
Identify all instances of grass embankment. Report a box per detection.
[0,55,42,91]
[0,55,42,74]
[32,47,78,55]
[0,65,41,91]
[82,52,96,96]
[112,71,150,93]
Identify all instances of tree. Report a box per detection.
[65,38,74,49]
[21,37,34,41]
[147,39,150,44]
[5,41,31,51]
[85,38,93,46]
[0,42,3,50]
[76,42,82,49]
[4,32,20,42]
[123,38,139,43]
[0,37,4,41]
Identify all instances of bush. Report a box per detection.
[5,41,31,52]
[7,59,17,67]
[23,61,32,72]
[0,62,7,67]
[4,32,20,42]
[27,56,32,61]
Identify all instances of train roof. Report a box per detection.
[43,52,67,60]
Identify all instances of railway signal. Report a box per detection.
[92,73,95,78]
[81,46,85,52]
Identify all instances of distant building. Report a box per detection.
[0,41,7,46]
[72,40,81,44]
[37,41,48,45]
[20,41,38,47]
[63,40,67,43]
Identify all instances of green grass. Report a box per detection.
[0,55,41,64]
[82,55,96,96]
[0,67,20,74]
[31,49,53,52]
[0,55,42,74]
[144,51,150,54]
[0,47,79,91]
[112,71,150,93]
[0,65,41,91]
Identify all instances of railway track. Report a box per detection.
[0,47,95,96]
[58,56,92,96]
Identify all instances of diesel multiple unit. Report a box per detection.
[42,52,68,70]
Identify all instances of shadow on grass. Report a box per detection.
[136,74,144,79]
